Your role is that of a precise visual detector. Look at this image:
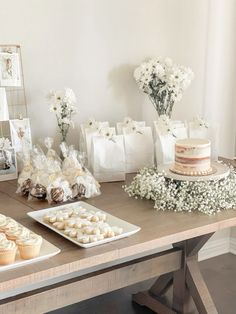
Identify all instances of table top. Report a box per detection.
[0,165,236,294]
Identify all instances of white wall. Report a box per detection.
[0,0,219,149]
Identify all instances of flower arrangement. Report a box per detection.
[134,57,194,117]
[48,88,77,142]
[124,163,236,215]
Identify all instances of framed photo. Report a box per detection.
[10,118,32,153]
[0,147,17,181]
[0,52,21,87]
[0,88,9,121]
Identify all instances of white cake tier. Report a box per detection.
[173,138,212,176]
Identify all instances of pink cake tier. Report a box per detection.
[172,138,212,176]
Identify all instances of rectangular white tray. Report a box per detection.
[27,201,141,248]
[0,238,60,272]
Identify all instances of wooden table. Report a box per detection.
[0,175,236,314]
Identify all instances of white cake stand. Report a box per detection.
[158,161,230,182]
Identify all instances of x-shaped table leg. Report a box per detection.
[133,233,218,313]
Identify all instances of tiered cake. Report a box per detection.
[171,138,212,176]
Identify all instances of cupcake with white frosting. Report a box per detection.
[6,225,31,241]
[0,236,17,265]
[16,233,42,259]
[0,217,18,233]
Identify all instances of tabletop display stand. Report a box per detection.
[0,44,30,181]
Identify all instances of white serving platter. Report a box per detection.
[27,201,141,248]
[0,239,60,272]
[158,161,230,182]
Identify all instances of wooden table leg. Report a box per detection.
[133,232,219,314]
[133,291,177,314]
[150,273,173,296]
[186,260,218,314]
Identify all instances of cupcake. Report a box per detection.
[0,237,17,265]
[16,233,42,260]
[6,225,30,241]
[0,217,18,233]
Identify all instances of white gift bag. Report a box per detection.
[91,133,125,182]
[80,119,109,154]
[84,122,110,168]
[0,88,9,121]
[154,118,188,165]
[116,117,145,135]
[189,118,219,161]
[123,126,154,173]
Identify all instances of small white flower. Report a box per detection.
[123,117,133,125]
[191,116,209,129]
[0,138,12,150]
[87,117,99,129]
[49,104,62,114]
[64,88,76,104]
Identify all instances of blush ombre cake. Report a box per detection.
[171,138,212,176]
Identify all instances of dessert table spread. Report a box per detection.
[0,161,236,314]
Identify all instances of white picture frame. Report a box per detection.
[0,87,9,121]
[9,118,32,153]
[0,147,17,181]
[0,52,21,87]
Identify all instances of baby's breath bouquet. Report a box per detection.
[48,88,77,143]
[134,57,194,117]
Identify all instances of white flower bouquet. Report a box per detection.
[125,163,236,215]
[134,57,194,117]
[48,88,77,142]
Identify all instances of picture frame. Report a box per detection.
[0,147,17,181]
[0,87,9,121]
[9,118,32,153]
[0,52,21,87]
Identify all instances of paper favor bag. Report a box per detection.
[116,117,145,135]
[80,119,109,154]
[123,126,154,173]
[84,122,110,168]
[0,88,9,121]
[154,120,188,165]
[91,134,125,182]
[189,120,219,161]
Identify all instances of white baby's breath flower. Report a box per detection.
[125,164,236,215]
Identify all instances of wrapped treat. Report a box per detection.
[50,187,64,203]
[47,178,72,204]
[44,137,61,166]
[16,151,34,196]
[29,146,49,200]
[71,182,86,199]
[71,169,100,199]
[30,183,47,200]
[20,178,33,196]
[60,143,85,183]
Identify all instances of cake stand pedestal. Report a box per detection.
[158,161,230,182]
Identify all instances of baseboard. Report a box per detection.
[230,237,236,255]
[198,237,230,261]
